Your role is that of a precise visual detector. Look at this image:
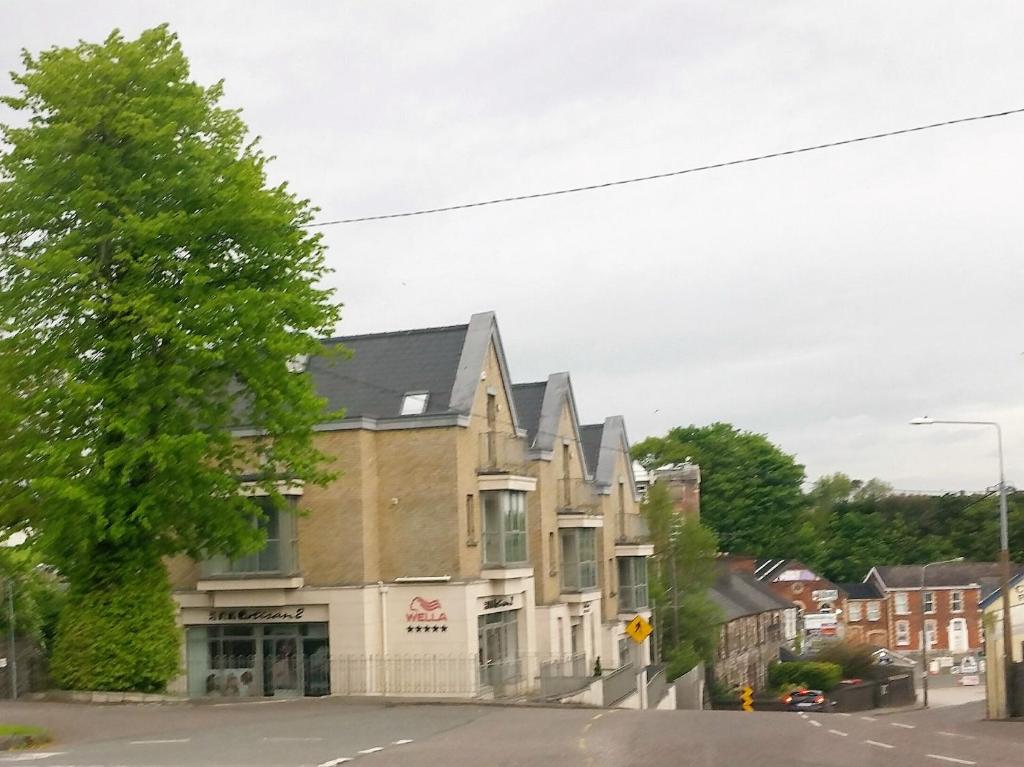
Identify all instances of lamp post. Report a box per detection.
[920,557,964,708]
[910,417,1015,716]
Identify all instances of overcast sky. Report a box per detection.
[4,2,1022,492]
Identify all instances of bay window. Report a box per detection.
[482,490,528,567]
[617,557,649,612]
[560,528,597,592]
[203,496,299,577]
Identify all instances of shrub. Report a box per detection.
[812,641,876,679]
[50,567,179,693]
[665,644,702,682]
[768,660,843,692]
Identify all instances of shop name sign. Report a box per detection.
[483,597,513,610]
[208,607,306,622]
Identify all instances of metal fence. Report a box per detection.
[603,663,639,706]
[645,664,667,707]
[538,654,591,699]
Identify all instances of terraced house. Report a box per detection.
[165,312,652,699]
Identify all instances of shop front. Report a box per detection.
[476,593,523,694]
[183,606,330,698]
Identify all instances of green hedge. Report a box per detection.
[768,661,843,692]
[50,566,179,693]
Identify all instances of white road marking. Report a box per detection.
[591,713,603,720]
[809,720,822,728]
[926,756,976,765]
[891,723,915,729]
[264,737,324,742]
[865,740,895,749]
[393,739,414,745]
[828,729,848,737]
[838,712,853,717]
[938,731,976,740]
[358,747,384,754]
[129,738,190,744]
[316,759,352,767]
[860,716,877,721]
[0,756,66,763]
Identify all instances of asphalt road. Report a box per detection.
[0,698,1021,767]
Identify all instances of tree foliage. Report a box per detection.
[634,423,807,557]
[0,27,341,689]
[642,481,721,678]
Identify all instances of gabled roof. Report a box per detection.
[246,311,521,430]
[585,417,640,498]
[510,382,547,445]
[579,424,604,479]
[870,562,1018,589]
[309,324,468,419]
[839,582,882,600]
[711,567,797,622]
[979,571,1024,609]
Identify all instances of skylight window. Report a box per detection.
[400,392,429,416]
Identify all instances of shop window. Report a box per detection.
[203,496,299,577]
[478,610,520,689]
[617,557,649,613]
[560,528,597,592]
[481,490,527,567]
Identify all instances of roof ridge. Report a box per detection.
[320,323,469,344]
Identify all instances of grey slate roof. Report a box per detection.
[711,567,796,622]
[309,324,469,419]
[839,582,882,600]
[579,424,604,478]
[510,382,547,446]
[872,562,1021,589]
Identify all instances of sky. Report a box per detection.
[3,2,1022,493]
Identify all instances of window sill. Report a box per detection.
[481,566,533,580]
[197,575,304,591]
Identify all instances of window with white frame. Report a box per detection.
[202,496,299,577]
[950,590,964,613]
[923,591,936,614]
[867,601,881,621]
[560,528,598,592]
[894,592,910,614]
[400,391,429,415]
[895,620,910,646]
[848,602,863,621]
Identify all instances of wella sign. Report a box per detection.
[406,596,448,623]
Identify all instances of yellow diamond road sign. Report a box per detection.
[625,614,652,644]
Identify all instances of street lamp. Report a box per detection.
[910,416,1015,716]
[920,557,964,708]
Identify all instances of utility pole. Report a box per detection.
[6,578,16,700]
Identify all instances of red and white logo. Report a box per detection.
[406,596,448,627]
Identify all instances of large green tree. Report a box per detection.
[633,423,807,557]
[0,27,341,690]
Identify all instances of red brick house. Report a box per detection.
[753,559,846,639]
[865,563,1010,658]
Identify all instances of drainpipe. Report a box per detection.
[378,582,389,695]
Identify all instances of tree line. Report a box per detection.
[633,423,1024,584]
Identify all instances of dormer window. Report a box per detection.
[400,391,429,416]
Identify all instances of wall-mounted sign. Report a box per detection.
[479,593,522,615]
[483,596,513,610]
[406,597,449,633]
[208,608,306,622]
[812,589,839,603]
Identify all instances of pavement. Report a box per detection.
[0,697,1021,767]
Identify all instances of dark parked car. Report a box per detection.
[783,689,831,712]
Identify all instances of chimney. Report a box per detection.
[652,462,701,521]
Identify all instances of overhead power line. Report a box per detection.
[306,106,1024,227]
